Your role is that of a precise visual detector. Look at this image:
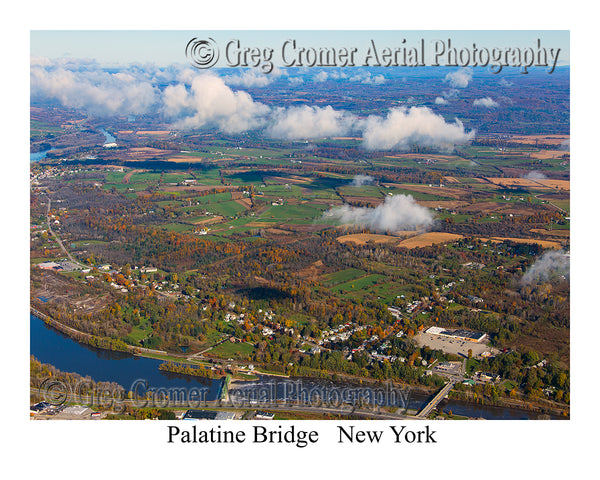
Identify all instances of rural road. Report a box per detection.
[45,196,91,270]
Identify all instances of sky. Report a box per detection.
[30,30,570,68]
[28,29,570,147]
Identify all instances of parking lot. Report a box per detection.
[413,332,498,358]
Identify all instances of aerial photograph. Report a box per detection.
[29,30,571,424]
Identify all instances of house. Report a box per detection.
[478,372,500,382]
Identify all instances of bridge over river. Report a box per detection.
[416,379,458,418]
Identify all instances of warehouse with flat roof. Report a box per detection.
[425,326,486,343]
[182,410,235,420]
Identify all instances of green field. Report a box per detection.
[127,322,153,344]
[31,120,65,135]
[385,187,455,201]
[321,268,367,286]
[210,341,256,358]
[205,200,248,217]
[104,171,127,183]
[330,274,388,294]
[157,200,182,208]
[224,171,266,184]
[259,184,303,198]
[192,192,232,205]
[365,282,414,304]
[338,185,384,197]
[551,199,570,213]
[160,222,195,232]
[161,173,195,183]
[129,172,162,183]
[259,203,328,221]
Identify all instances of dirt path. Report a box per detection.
[122,169,145,183]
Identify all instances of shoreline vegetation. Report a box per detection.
[158,361,223,379]
[31,306,166,356]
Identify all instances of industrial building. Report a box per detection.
[182,410,235,420]
[425,326,486,343]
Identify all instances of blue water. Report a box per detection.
[30,314,223,400]
[229,375,547,419]
[99,128,116,144]
[30,150,50,162]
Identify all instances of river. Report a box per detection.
[30,314,560,419]
[30,128,114,162]
[229,374,555,419]
[30,150,51,162]
[99,128,116,144]
[30,314,223,401]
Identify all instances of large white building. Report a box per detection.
[425,326,486,343]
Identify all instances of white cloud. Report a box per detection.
[350,70,386,85]
[30,60,159,116]
[473,97,499,108]
[323,194,434,232]
[360,106,474,151]
[267,105,357,140]
[434,97,448,105]
[162,74,270,133]
[176,68,198,86]
[350,175,375,186]
[523,170,547,180]
[313,70,349,82]
[224,69,274,88]
[444,69,472,88]
[30,58,477,153]
[313,71,329,82]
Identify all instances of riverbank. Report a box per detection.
[446,388,569,419]
[31,306,287,374]
[31,307,168,357]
